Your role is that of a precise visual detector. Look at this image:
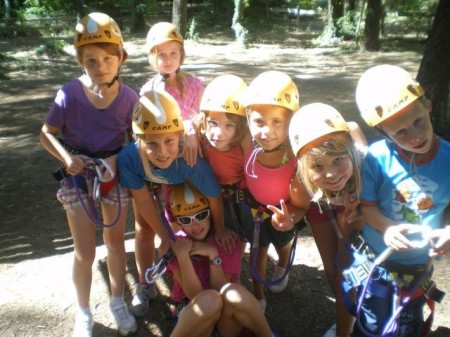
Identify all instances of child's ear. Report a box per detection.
[376,126,394,143]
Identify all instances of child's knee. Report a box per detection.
[192,289,223,317]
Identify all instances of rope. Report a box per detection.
[72,158,122,228]
[250,207,299,286]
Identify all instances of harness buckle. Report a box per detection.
[343,261,372,287]
[423,279,445,303]
[235,189,245,203]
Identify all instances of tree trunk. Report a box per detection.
[232,0,248,48]
[172,0,187,37]
[74,0,84,20]
[4,0,12,19]
[131,0,146,33]
[362,0,382,51]
[417,0,450,140]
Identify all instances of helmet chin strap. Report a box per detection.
[89,74,120,98]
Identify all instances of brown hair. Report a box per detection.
[197,111,248,149]
[76,42,128,65]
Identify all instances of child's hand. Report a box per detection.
[384,224,428,251]
[99,155,117,182]
[268,199,294,231]
[182,121,200,167]
[214,227,237,255]
[190,241,218,260]
[65,154,90,175]
[173,237,193,258]
[343,194,363,225]
[428,225,450,256]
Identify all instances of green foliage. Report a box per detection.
[335,10,357,39]
[35,38,68,56]
[287,0,316,10]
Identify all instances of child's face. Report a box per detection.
[142,132,181,168]
[379,100,433,156]
[81,44,121,85]
[247,105,290,151]
[153,41,183,75]
[176,209,211,240]
[205,111,237,151]
[307,153,354,193]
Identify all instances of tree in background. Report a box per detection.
[173,0,187,37]
[232,0,248,48]
[417,0,450,140]
[362,0,382,50]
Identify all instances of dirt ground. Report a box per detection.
[1,18,449,337]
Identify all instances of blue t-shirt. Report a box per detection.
[360,137,450,264]
[117,141,220,197]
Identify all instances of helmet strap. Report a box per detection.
[107,74,119,88]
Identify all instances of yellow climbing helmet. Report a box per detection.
[132,90,184,135]
[289,103,349,156]
[355,64,425,127]
[74,12,123,48]
[169,182,209,217]
[146,22,184,53]
[200,75,248,116]
[243,71,300,112]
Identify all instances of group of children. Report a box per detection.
[39,11,450,337]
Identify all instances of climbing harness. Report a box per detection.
[221,184,246,235]
[71,158,122,228]
[250,205,299,287]
[342,227,445,337]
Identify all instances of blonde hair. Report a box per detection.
[297,132,362,205]
[149,44,190,97]
[135,133,184,184]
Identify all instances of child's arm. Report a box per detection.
[347,121,368,149]
[361,204,423,251]
[130,187,172,249]
[171,238,203,299]
[39,123,88,175]
[182,120,201,167]
[190,241,228,291]
[208,195,238,254]
[268,175,311,231]
[428,226,450,256]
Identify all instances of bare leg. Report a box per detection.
[132,198,156,283]
[67,207,96,309]
[217,283,273,337]
[170,290,222,337]
[102,202,128,297]
[274,241,292,269]
[310,220,353,337]
[251,247,269,300]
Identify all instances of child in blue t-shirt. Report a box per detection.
[352,64,450,337]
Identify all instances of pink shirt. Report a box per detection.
[244,147,297,206]
[167,231,241,302]
[140,75,204,121]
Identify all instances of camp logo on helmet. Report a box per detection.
[387,94,410,114]
[152,124,173,131]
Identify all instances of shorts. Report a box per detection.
[239,201,295,248]
[305,201,345,224]
[56,176,130,210]
[349,257,431,337]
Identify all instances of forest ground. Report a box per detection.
[1,15,449,337]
